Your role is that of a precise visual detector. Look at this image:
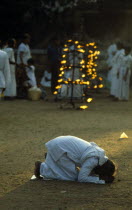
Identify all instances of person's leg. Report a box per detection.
[56,153,78,181]
[40,152,78,181]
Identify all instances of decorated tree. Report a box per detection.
[53,39,103,109]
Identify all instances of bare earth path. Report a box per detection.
[0,92,132,210]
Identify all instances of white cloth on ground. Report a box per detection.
[40,136,108,184]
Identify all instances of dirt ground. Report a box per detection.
[0,90,132,210]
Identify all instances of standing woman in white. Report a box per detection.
[107,42,117,83]
[0,49,11,99]
[4,39,17,99]
[110,41,125,98]
[121,46,132,101]
[17,33,32,98]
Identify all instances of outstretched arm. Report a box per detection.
[78,157,105,184]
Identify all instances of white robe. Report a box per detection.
[17,43,31,64]
[117,54,132,100]
[110,49,125,96]
[25,65,37,87]
[0,50,11,92]
[107,44,117,83]
[40,136,108,184]
[3,47,16,96]
[40,71,51,87]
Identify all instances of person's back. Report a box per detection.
[46,135,106,165]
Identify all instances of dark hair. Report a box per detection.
[94,159,116,183]
[27,58,34,65]
[125,45,131,54]
[7,39,15,48]
[22,33,31,40]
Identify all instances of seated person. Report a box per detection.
[25,58,37,88]
[34,135,116,184]
[40,70,51,88]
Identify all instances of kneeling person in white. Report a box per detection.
[25,58,37,87]
[34,136,116,184]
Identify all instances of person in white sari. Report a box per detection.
[107,43,117,83]
[34,136,116,184]
[3,39,17,98]
[0,49,11,99]
[117,46,132,101]
[110,42,125,98]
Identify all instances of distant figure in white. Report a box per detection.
[17,33,31,65]
[41,70,51,88]
[110,41,125,98]
[0,48,11,99]
[107,42,117,83]
[3,39,17,98]
[116,45,132,101]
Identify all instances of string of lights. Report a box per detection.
[53,39,103,109]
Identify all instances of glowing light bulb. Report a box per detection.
[63,48,68,52]
[53,91,58,95]
[99,84,103,88]
[87,98,93,103]
[56,85,62,89]
[80,105,88,110]
[61,60,66,64]
[58,79,63,83]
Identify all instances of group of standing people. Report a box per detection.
[107,40,132,101]
[0,33,37,100]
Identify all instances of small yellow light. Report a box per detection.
[82,74,86,78]
[58,79,63,83]
[80,105,88,110]
[63,48,68,52]
[75,41,79,44]
[87,98,93,103]
[62,54,66,58]
[61,60,66,64]
[94,85,97,89]
[99,77,103,81]
[56,85,62,89]
[68,40,72,42]
[53,91,58,95]
[98,84,103,88]
[60,67,64,71]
